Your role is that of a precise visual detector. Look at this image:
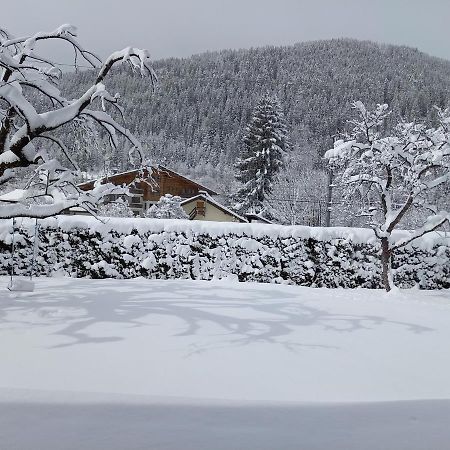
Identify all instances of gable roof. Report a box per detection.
[181,193,247,223]
[76,168,147,190]
[77,165,218,195]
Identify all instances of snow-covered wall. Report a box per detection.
[0,216,448,289]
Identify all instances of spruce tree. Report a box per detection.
[234,94,288,214]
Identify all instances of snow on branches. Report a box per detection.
[0,24,156,218]
[146,194,189,219]
[326,101,450,291]
[233,94,288,215]
[0,158,128,219]
[97,198,134,218]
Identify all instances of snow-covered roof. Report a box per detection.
[245,213,273,224]
[181,193,247,223]
[0,189,28,203]
[77,165,218,196]
[77,167,151,189]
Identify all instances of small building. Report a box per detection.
[77,165,218,216]
[181,193,247,223]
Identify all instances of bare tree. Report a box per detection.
[267,152,327,225]
[326,101,449,291]
[0,24,156,218]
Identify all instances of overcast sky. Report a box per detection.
[5,0,450,63]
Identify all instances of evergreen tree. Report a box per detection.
[234,94,288,214]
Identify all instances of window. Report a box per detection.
[196,200,206,216]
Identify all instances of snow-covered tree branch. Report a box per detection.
[326,101,450,291]
[266,152,327,225]
[0,24,156,219]
[0,159,128,219]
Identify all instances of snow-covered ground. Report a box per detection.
[1,276,449,449]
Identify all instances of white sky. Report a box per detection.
[4,0,450,62]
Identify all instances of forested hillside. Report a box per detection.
[62,38,450,202]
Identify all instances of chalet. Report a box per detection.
[76,165,218,216]
[76,165,251,223]
[181,193,246,223]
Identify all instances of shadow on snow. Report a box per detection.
[1,278,433,352]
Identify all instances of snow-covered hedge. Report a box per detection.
[0,216,448,289]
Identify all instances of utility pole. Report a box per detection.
[325,169,333,227]
[325,131,339,227]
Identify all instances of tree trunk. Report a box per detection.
[380,236,393,292]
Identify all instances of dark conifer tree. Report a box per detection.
[234,94,288,214]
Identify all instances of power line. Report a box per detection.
[268,197,341,205]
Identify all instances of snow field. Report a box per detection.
[0,276,449,449]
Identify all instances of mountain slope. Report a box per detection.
[62,39,450,183]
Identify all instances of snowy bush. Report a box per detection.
[0,217,448,289]
[97,199,134,218]
[145,194,188,219]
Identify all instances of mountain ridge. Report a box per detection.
[62,38,450,189]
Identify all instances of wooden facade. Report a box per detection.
[77,165,218,215]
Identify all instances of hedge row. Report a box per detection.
[0,217,448,289]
